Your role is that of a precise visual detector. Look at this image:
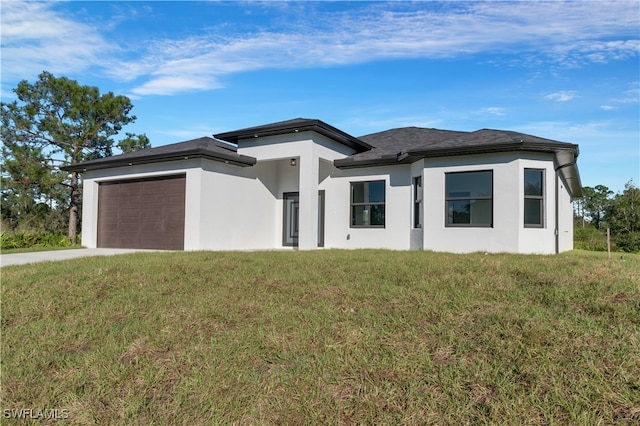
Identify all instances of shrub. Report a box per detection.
[0,231,79,250]
[613,231,640,253]
[574,227,608,251]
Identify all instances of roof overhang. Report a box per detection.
[335,140,583,198]
[215,118,372,153]
[62,148,256,173]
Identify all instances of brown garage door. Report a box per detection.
[97,175,186,250]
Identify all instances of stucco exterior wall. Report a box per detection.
[421,152,562,254]
[238,131,358,250]
[196,160,279,251]
[557,174,575,253]
[517,155,559,254]
[321,165,412,250]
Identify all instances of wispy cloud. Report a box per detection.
[479,107,506,116]
[0,1,116,84]
[599,82,639,111]
[2,1,638,96]
[544,91,580,102]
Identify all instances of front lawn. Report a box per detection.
[2,250,639,424]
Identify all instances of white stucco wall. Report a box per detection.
[320,165,412,250]
[556,174,575,253]
[421,152,562,254]
[237,131,357,250]
[196,160,279,250]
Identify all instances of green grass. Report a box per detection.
[2,250,639,425]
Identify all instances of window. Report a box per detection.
[351,180,385,227]
[445,171,493,227]
[413,176,422,228]
[524,169,544,227]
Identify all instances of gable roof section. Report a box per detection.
[334,127,582,197]
[214,118,372,152]
[61,137,256,172]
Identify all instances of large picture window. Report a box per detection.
[524,169,544,227]
[351,180,385,227]
[445,171,493,227]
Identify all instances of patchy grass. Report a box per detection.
[2,250,639,424]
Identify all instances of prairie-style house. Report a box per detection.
[63,118,582,254]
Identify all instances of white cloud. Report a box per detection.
[2,1,638,96]
[0,1,116,82]
[120,1,640,95]
[479,107,506,116]
[544,91,580,102]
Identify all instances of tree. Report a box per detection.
[573,196,587,228]
[117,132,151,153]
[0,135,64,232]
[581,185,613,229]
[605,180,640,252]
[1,72,147,243]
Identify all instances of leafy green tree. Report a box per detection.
[118,132,151,153]
[1,72,147,243]
[606,180,640,252]
[581,185,613,229]
[0,136,63,232]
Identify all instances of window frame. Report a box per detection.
[350,180,386,228]
[413,176,422,228]
[445,170,493,228]
[524,168,545,228]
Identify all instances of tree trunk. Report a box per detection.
[68,171,79,244]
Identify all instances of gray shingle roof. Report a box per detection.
[62,119,581,197]
[62,137,256,172]
[334,127,580,167]
[334,126,582,197]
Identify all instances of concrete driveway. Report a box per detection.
[1,248,160,267]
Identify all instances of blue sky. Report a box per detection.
[2,1,638,193]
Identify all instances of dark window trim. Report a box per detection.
[350,180,386,228]
[413,176,422,229]
[445,170,493,228]
[318,190,325,247]
[524,168,545,228]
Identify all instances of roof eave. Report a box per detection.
[409,141,579,158]
[334,141,581,172]
[215,119,372,152]
[334,153,415,169]
[61,149,256,172]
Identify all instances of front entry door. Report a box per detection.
[283,193,299,246]
[283,191,325,247]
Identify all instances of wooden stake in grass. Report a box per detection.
[607,227,611,259]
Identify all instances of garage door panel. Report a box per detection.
[141,194,166,205]
[97,175,185,250]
